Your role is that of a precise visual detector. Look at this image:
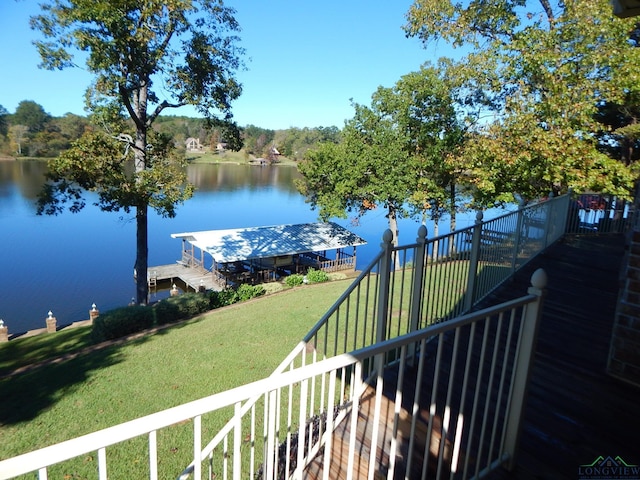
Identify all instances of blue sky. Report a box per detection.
[0,1,454,130]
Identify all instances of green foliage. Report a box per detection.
[285,274,305,287]
[297,65,464,244]
[13,100,51,133]
[273,126,341,161]
[0,104,8,138]
[154,293,211,325]
[208,284,265,307]
[234,283,266,302]
[305,268,329,284]
[208,288,238,309]
[91,306,155,343]
[242,125,275,157]
[404,0,639,200]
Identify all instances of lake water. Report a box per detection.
[0,161,499,334]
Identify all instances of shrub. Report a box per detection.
[235,283,266,302]
[305,268,329,284]
[209,288,237,309]
[91,305,155,343]
[154,293,210,325]
[285,274,304,287]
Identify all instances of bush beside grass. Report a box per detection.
[305,268,329,284]
[285,274,304,287]
[91,306,155,343]
[91,285,269,343]
[234,283,266,302]
[154,293,211,325]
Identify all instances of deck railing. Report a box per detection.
[0,270,547,480]
[180,248,203,269]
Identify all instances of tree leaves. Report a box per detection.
[37,129,193,217]
[297,65,467,243]
[405,0,639,200]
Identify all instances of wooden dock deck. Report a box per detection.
[148,263,222,292]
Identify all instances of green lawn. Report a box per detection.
[0,279,351,478]
[186,149,298,166]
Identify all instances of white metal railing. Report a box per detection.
[0,269,547,480]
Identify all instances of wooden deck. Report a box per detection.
[147,263,222,292]
[302,234,640,479]
[480,234,640,479]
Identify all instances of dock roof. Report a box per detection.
[170,222,367,264]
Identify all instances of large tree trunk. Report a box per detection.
[135,203,149,304]
[133,84,149,305]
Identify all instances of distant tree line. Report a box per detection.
[0,100,91,157]
[0,100,341,160]
[243,124,341,161]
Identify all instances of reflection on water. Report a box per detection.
[0,161,498,334]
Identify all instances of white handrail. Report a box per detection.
[0,279,545,479]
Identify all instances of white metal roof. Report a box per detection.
[170,222,367,264]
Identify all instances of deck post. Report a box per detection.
[511,199,526,275]
[408,226,428,364]
[542,192,554,249]
[89,304,99,322]
[376,230,394,344]
[502,268,547,470]
[464,211,484,312]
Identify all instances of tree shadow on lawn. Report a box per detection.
[0,343,128,425]
[0,319,189,426]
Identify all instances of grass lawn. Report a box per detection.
[186,149,298,166]
[0,279,351,478]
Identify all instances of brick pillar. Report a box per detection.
[89,304,99,322]
[609,188,640,387]
[46,311,57,333]
[0,320,8,342]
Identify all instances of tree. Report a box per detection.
[8,125,29,155]
[32,0,245,304]
[297,66,465,248]
[0,105,8,137]
[297,101,412,249]
[404,0,640,202]
[375,65,467,236]
[53,113,91,142]
[13,100,51,133]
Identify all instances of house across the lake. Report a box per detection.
[169,222,367,288]
[185,137,204,152]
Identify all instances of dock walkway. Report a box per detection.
[148,263,221,292]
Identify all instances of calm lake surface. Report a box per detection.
[0,160,499,334]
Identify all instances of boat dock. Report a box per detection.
[148,263,221,292]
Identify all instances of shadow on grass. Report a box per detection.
[0,343,125,425]
[0,319,195,426]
